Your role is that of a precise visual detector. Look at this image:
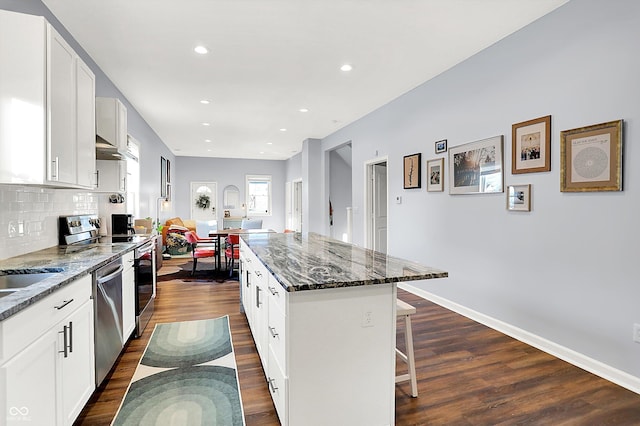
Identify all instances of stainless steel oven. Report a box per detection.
[134,239,156,337]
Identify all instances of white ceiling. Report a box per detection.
[42,0,568,160]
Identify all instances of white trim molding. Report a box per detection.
[399,283,640,395]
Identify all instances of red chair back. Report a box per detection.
[184,231,199,244]
[227,234,240,245]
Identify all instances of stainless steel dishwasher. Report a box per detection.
[94,257,125,386]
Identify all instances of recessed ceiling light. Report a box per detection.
[340,64,352,72]
[194,46,208,54]
[205,139,211,143]
[280,128,287,132]
[260,151,265,154]
[267,142,273,145]
[207,149,212,152]
[200,100,210,104]
[299,108,309,113]
[202,122,210,126]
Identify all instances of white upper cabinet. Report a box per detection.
[96,97,127,151]
[0,10,96,189]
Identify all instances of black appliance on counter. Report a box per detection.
[112,213,134,235]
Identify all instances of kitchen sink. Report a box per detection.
[0,271,61,290]
[0,289,17,298]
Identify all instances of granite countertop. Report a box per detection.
[0,235,154,321]
[242,232,448,292]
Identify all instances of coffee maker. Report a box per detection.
[111,214,134,235]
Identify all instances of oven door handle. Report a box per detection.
[97,265,124,284]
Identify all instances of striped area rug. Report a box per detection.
[112,316,245,425]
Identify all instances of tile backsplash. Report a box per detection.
[0,185,108,261]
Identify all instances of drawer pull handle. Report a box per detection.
[58,322,72,358]
[54,299,74,310]
[269,326,279,338]
[268,377,279,393]
[268,286,278,296]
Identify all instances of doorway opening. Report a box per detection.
[292,179,303,233]
[365,159,388,253]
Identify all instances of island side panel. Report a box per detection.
[287,283,397,426]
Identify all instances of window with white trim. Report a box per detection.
[246,175,272,216]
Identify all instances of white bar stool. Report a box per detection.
[396,299,418,397]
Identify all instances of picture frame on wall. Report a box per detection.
[512,115,551,174]
[560,119,623,192]
[403,153,422,189]
[507,184,531,211]
[426,158,444,192]
[435,139,447,154]
[448,135,504,195]
[160,156,167,197]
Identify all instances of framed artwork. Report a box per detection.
[435,139,448,154]
[403,153,422,189]
[512,115,551,174]
[507,184,531,211]
[560,120,623,192]
[449,135,504,195]
[426,158,444,192]
[160,156,167,197]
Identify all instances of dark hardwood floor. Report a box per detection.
[75,258,640,425]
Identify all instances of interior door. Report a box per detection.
[373,162,387,253]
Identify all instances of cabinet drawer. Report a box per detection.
[0,274,92,362]
[267,274,286,315]
[267,293,286,368]
[268,345,288,425]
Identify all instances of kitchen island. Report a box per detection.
[240,232,447,426]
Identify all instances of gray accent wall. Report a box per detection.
[174,156,286,232]
[320,0,640,386]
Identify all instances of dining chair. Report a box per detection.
[184,231,216,275]
[241,218,263,229]
[224,234,241,277]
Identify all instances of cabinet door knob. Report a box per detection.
[269,326,279,338]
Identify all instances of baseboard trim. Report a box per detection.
[399,283,640,395]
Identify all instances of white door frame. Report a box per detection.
[364,156,388,251]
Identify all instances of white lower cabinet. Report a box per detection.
[241,240,396,426]
[122,251,135,342]
[0,275,95,425]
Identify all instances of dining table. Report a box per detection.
[208,228,275,274]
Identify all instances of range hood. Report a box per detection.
[96,138,125,160]
[96,136,138,161]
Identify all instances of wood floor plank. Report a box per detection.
[75,259,640,425]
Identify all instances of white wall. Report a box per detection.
[321,0,640,387]
[174,156,286,231]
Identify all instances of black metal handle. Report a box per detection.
[58,325,68,358]
[269,326,279,338]
[68,321,73,353]
[256,286,262,307]
[54,299,74,310]
[246,270,251,287]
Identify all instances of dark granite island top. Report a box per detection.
[242,232,448,292]
[0,235,153,321]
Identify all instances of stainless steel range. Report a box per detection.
[59,214,157,384]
